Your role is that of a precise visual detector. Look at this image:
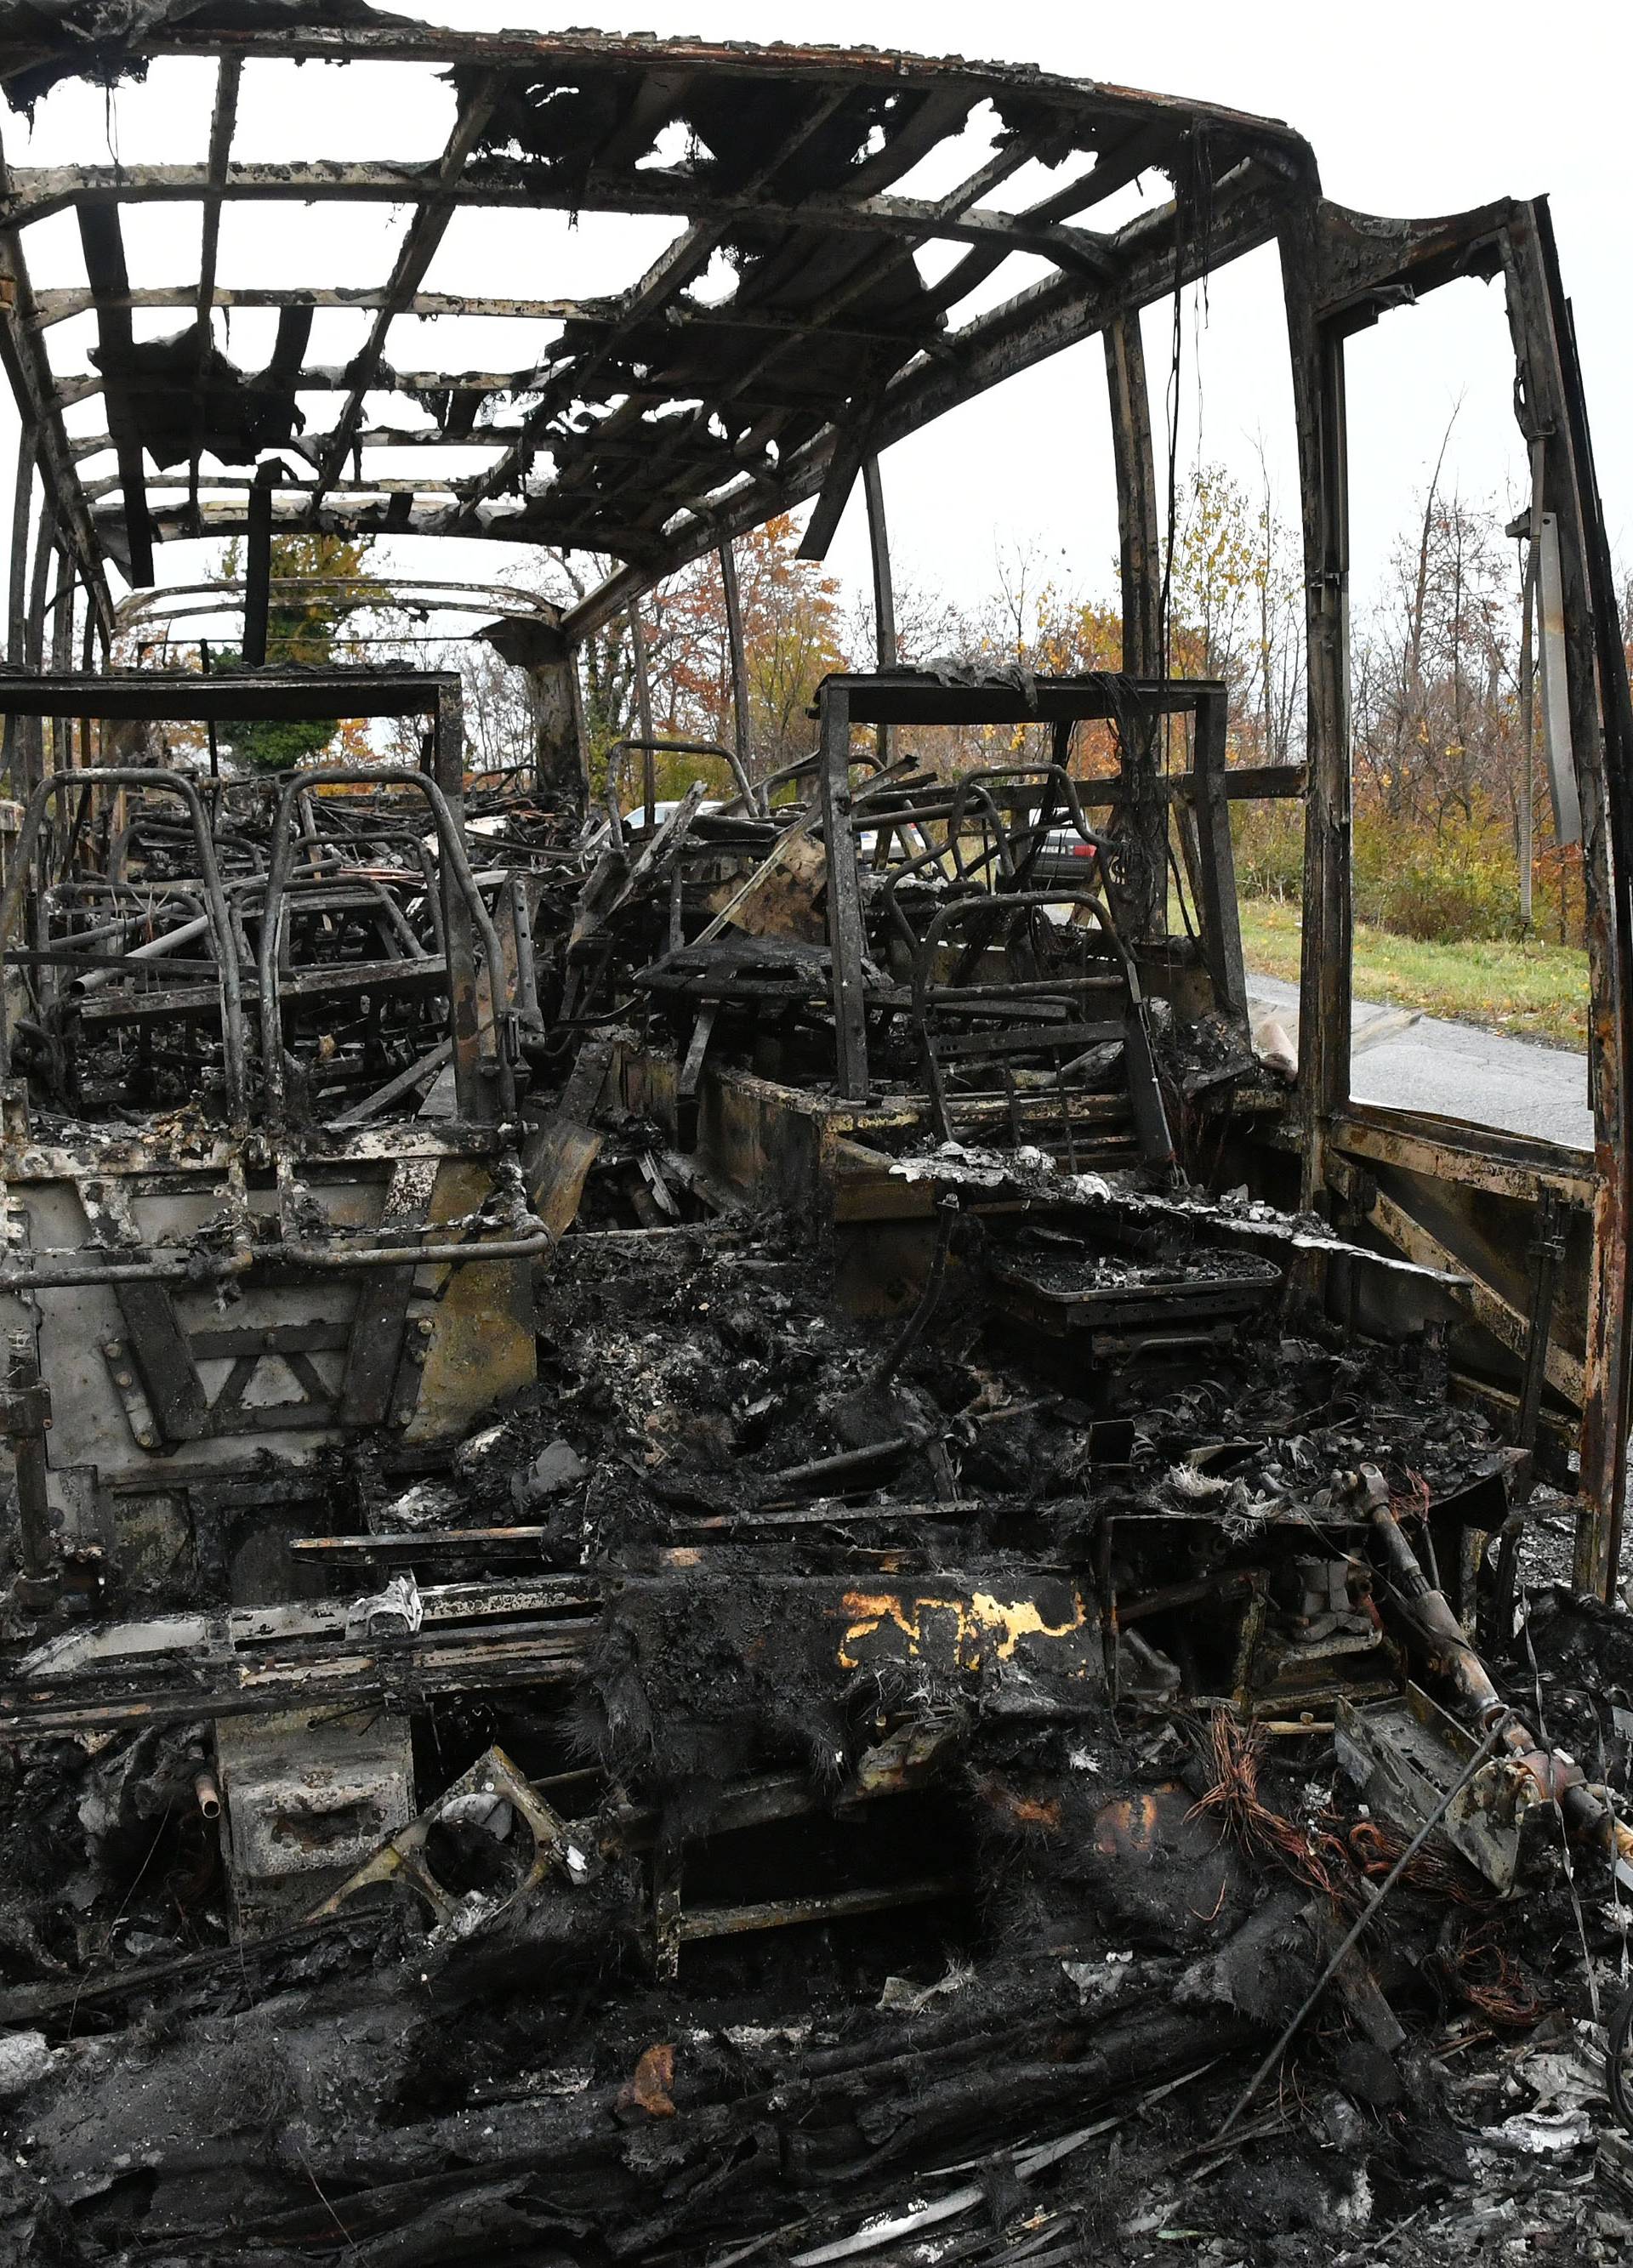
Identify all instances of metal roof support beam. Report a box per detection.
[128,171,1281,601]
[0,16,1307,159]
[75,202,153,587]
[1102,309,1166,939]
[1,164,1129,276]
[186,56,241,532]
[31,285,590,326]
[559,176,1284,639]
[128,493,672,566]
[5,419,32,666]
[1,419,32,790]
[116,573,558,622]
[304,71,505,528]
[241,469,275,667]
[121,172,1276,600]
[83,473,470,502]
[0,207,112,635]
[32,285,949,367]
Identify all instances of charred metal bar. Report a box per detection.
[5,419,31,669]
[818,678,869,1100]
[675,1879,964,1943]
[187,56,241,531]
[45,536,73,795]
[0,137,113,635]
[304,72,504,529]
[602,738,754,847]
[719,538,754,802]
[23,480,52,680]
[1187,684,1249,1021]
[1282,218,1351,1211]
[864,452,896,767]
[75,202,153,588]
[628,603,655,828]
[1517,1191,1565,1453]
[1492,206,1633,1595]
[240,469,278,668]
[0,423,32,793]
[1103,311,1165,939]
[2,1327,53,1583]
[32,285,635,327]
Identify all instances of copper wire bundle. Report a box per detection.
[1191,1709,1357,1907]
[1448,1916,1548,2027]
[1347,1817,1488,1906]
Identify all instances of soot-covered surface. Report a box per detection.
[0,1206,1630,2265]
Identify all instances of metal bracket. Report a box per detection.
[98,1334,159,1452]
[305,1744,583,1930]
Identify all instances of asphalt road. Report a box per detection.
[1247,971,1594,1152]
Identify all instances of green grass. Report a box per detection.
[1235,897,1590,1052]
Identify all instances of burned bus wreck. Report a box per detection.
[0,7,1629,2263]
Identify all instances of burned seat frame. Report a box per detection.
[0,667,544,1613]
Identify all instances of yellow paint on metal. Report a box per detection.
[837,1585,1088,1673]
[406,1160,537,1442]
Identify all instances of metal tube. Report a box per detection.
[719,538,757,810]
[258,764,517,1127]
[1368,1493,1633,1867]
[602,736,755,840]
[69,910,212,995]
[0,1234,552,1290]
[628,602,655,828]
[863,453,895,768]
[6,424,35,669]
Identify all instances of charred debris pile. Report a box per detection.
[0,678,1629,2266]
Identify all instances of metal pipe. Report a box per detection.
[628,602,654,828]
[0,1234,552,1290]
[675,1878,962,1942]
[718,538,758,810]
[602,736,755,844]
[863,452,895,767]
[1368,1497,1633,1863]
[68,910,211,995]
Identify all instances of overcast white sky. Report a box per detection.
[2,0,1628,643]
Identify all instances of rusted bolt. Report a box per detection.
[136,1430,156,1449]
[115,1372,134,1389]
[104,1341,122,1358]
[417,1317,433,1335]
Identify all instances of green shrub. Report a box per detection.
[1352,810,1525,943]
[1230,801,1304,902]
[1232,795,1577,950]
